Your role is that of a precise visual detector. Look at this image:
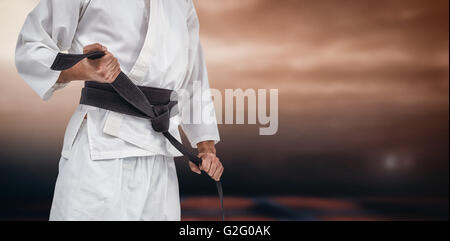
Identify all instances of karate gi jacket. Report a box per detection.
[15,0,220,160]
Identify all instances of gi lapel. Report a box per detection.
[101,0,154,140]
[128,0,154,83]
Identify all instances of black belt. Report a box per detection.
[51,51,224,221]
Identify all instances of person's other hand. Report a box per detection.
[189,141,224,181]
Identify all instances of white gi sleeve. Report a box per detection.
[180,0,221,148]
[15,0,88,101]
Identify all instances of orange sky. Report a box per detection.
[0,0,448,196]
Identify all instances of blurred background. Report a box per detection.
[0,0,448,221]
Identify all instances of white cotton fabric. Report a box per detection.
[49,120,181,221]
[15,0,220,160]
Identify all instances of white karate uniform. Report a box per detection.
[50,120,181,221]
[15,0,220,221]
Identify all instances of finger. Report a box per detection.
[104,59,120,81]
[83,43,107,54]
[110,65,121,82]
[105,57,118,71]
[90,52,113,67]
[198,152,215,161]
[102,52,115,65]
[198,152,207,159]
[208,160,218,177]
[200,156,212,173]
[213,165,224,181]
[103,70,113,83]
[189,161,201,175]
[99,55,115,76]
